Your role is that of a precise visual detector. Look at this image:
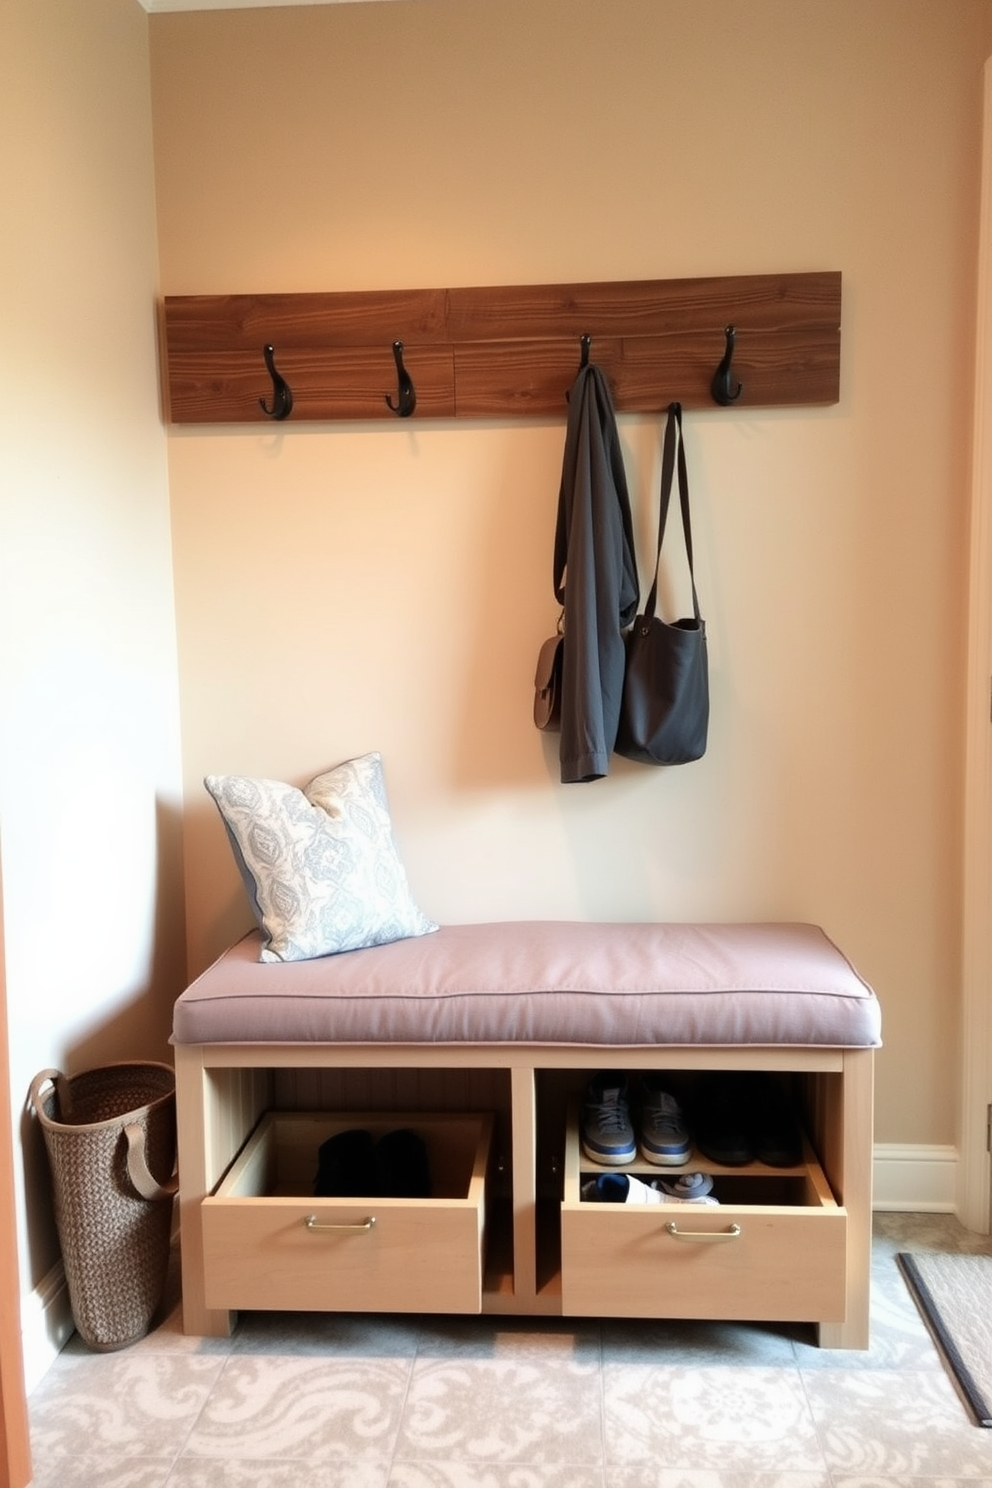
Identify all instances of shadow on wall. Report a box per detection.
[20,796,186,1294]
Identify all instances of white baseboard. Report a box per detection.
[21,1260,74,1396]
[872,1142,958,1213]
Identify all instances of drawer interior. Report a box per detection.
[216,1110,492,1201]
[563,1098,840,1211]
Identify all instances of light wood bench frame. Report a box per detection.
[175,1038,873,1349]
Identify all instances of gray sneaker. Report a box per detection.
[581,1072,636,1165]
[638,1079,692,1166]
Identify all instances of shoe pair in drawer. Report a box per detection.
[580,1070,803,1169]
[581,1170,719,1205]
[581,1072,691,1167]
[692,1072,804,1167]
[314,1126,431,1197]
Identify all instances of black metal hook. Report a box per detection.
[259,344,293,420]
[565,334,594,403]
[711,325,743,406]
[385,340,417,417]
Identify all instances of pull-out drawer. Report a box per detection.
[560,1104,847,1323]
[202,1110,492,1315]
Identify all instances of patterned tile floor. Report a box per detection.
[27,1213,992,1488]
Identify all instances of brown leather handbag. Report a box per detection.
[533,618,564,731]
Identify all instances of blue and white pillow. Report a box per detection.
[204,752,437,963]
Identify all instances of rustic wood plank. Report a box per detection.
[452,329,838,417]
[161,272,841,422]
[615,328,842,411]
[453,339,624,418]
[446,272,841,342]
[166,345,455,423]
[164,289,450,352]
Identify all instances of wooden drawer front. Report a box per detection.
[560,1100,847,1324]
[560,1204,846,1322]
[202,1111,491,1315]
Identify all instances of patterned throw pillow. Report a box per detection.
[204,752,437,963]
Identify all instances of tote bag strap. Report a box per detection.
[640,401,701,626]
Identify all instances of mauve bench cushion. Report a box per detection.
[171,921,881,1049]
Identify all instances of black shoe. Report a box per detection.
[374,1128,432,1197]
[314,1128,376,1196]
[749,1073,804,1167]
[692,1073,754,1166]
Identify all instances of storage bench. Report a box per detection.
[172,920,881,1348]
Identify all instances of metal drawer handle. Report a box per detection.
[665,1221,741,1243]
[304,1214,377,1233]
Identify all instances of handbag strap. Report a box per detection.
[641,401,701,625]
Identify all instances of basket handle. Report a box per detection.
[123,1123,179,1203]
[28,1068,72,1119]
[30,1070,178,1201]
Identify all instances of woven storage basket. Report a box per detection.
[29,1063,178,1351]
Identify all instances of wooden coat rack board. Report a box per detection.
[161,271,841,424]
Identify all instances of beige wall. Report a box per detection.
[152,0,989,1152]
[0,0,185,1372]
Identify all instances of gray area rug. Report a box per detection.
[898,1252,992,1426]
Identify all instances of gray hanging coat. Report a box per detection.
[554,364,639,783]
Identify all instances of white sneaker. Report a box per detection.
[581,1173,719,1205]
